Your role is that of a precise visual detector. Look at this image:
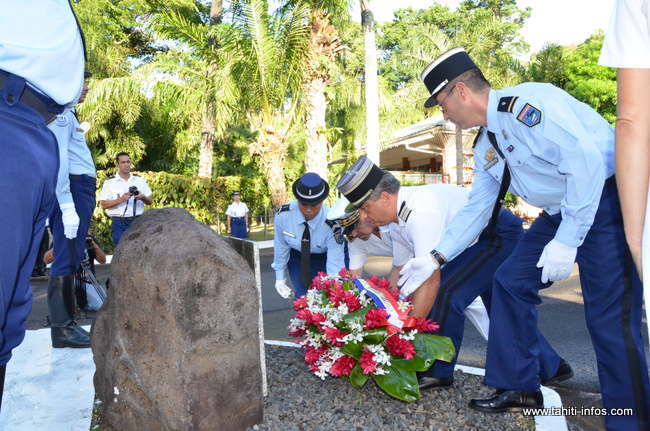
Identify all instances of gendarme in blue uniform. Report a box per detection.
[440,84,649,430]
[0,0,84,374]
[272,200,346,297]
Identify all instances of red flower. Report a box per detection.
[368,274,379,287]
[377,277,391,290]
[327,285,347,306]
[293,296,308,311]
[308,363,319,372]
[364,308,388,329]
[360,348,377,374]
[305,345,328,364]
[386,335,416,359]
[323,327,349,347]
[330,355,356,377]
[311,312,326,326]
[295,309,311,322]
[338,268,352,278]
[414,317,440,332]
[343,291,361,312]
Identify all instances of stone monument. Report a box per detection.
[92,208,263,430]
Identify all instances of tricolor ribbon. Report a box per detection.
[351,278,416,334]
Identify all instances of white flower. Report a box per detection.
[397,300,411,313]
[368,344,392,368]
[401,330,417,341]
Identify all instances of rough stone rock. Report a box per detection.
[92,208,263,431]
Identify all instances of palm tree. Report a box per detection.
[229,0,312,206]
[360,0,379,164]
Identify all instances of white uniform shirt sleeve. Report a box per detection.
[99,178,115,202]
[271,214,290,281]
[348,239,369,270]
[389,225,413,267]
[138,177,152,196]
[48,111,74,206]
[225,204,235,217]
[242,203,249,214]
[599,0,650,68]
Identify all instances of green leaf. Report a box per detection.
[413,333,456,365]
[341,342,362,359]
[372,366,420,402]
[341,305,372,327]
[363,328,387,344]
[349,363,369,388]
[392,357,430,372]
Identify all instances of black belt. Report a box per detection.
[111,216,140,221]
[0,71,64,124]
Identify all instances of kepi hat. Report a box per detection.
[336,156,385,211]
[292,172,329,205]
[421,47,478,108]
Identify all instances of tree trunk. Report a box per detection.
[360,0,380,165]
[304,77,329,179]
[198,108,215,178]
[210,0,223,24]
[249,121,289,207]
[455,125,464,186]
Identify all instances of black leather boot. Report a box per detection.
[47,275,91,348]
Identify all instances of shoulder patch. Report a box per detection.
[398,201,413,223]
[276,204,291,214]
[497,96,519,113]
[516,103,542,127]
[472,127,484,149]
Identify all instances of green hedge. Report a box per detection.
[91,170,270,251]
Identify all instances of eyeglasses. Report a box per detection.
[437,84,457,111]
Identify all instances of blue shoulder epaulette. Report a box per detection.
[497,96,518,113]
[276,204,291,214]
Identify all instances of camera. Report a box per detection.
[128,186,140,196]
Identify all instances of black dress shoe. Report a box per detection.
[541,358,573,386]
[419,376,454,390]
[469,389,543,413]
[51,324,91,348]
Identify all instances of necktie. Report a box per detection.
[300,221,312,287]
[486,130,512,237]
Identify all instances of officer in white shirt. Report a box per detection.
[99,152,153,245]
[0,0,84,404]
[226,191,250,239]
[336,157,570,391]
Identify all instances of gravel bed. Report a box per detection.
[249,345,535,431]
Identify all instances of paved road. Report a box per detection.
[28,246,650,431]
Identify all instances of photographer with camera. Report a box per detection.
[99,152,152,245]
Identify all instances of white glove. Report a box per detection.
[60,203,80,239]
[536,239,577,283]
[274,279,292,299]
[397,255,439,300]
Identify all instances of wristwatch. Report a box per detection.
[430,250,448,267]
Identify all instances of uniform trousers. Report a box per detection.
[111,216,139,246]
[0,71,59,368]
[486,177,650,431]
[425,209,562,381]
[49,175,96,276]
[230,216,248,239]
[288,249,327,298]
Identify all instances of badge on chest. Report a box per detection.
[484,147,498,170]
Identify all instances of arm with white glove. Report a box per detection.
[536,239,577,283]
[60,202,80,239]
[274,279,292,299]
[398,254,440,300]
